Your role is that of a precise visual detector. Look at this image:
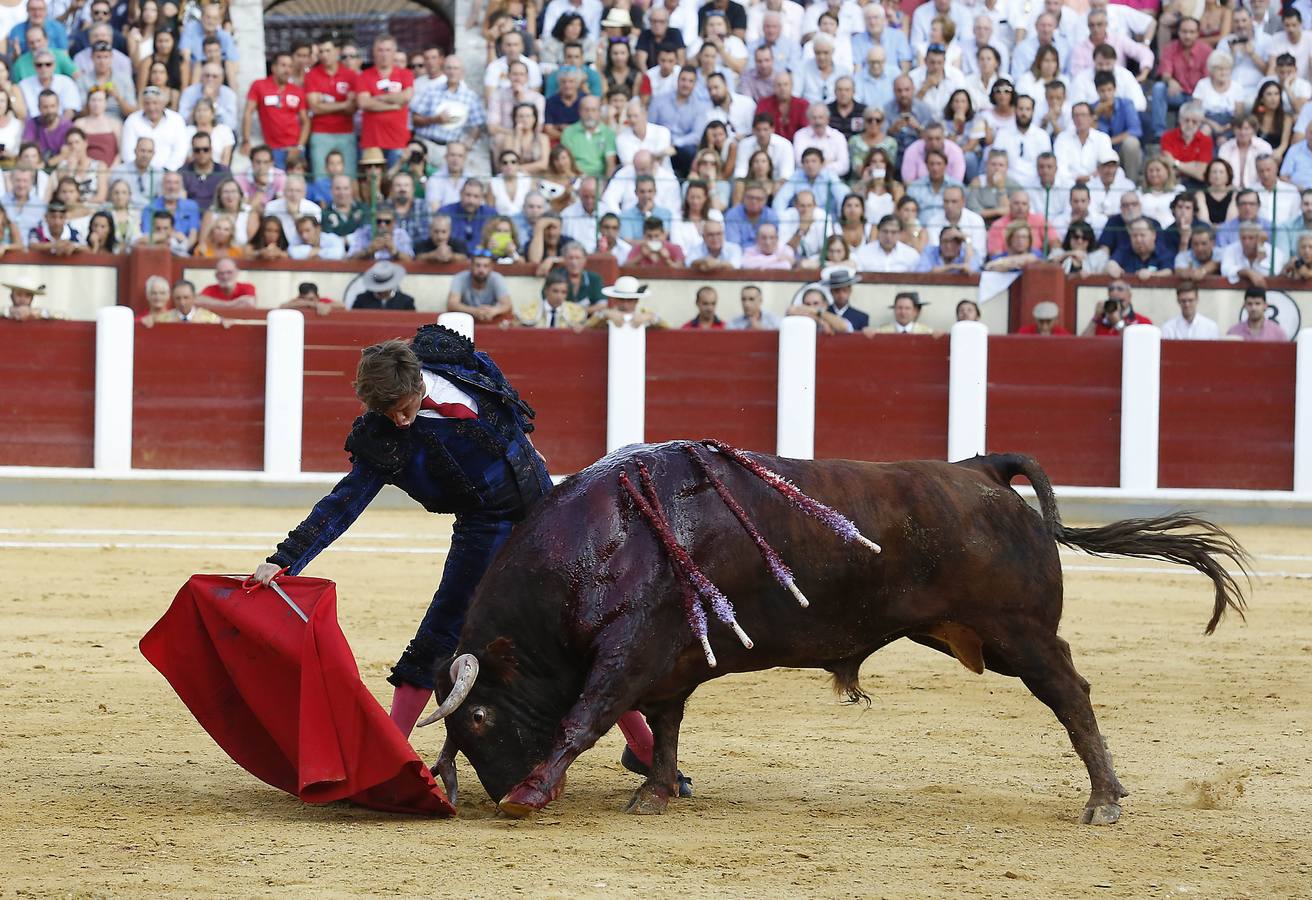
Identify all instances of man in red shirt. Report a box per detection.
[1160,101,1213,190]
[1151,16,1210,144]
[357,33,414,168]
[1017,300,1072,335]
[1082,280,1153,336]
[197,257,258,312]
[303,33,357,180]
[754,69,807,141]
[241,51,309,169]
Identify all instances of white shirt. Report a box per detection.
[990,125,1052,188]
[732,133,796,180]
[488,173,535,215]
[600,163,681,213]
[853,239,920,272]
[616,123,674,169]
[777,207,829,257]
[1088,168,1137,217]
[1067,65,1146,112]
[560,199,599,252]
[1161,313,1221,340]
[803,0,863,39]
[418,369,480,418]
[1053,129,1114,185]
[18,74,81,117]
[121,108,190,170]
[1254,181,1301,225]
[1219,31,1273,91]
[1139,187,1184,228]
[700,92,757,138]
[483,55,544,93]
[644,65,679,98]
[264,197,321,246]
[686,239,744,268]
[746,0,805,43]
[1219,240,1287,281]
[289,232,346,260]
[541,0,604,39]
[925,206,987,251]
[792,126,849,177]
[1270,31,1312,79]
[1192,78,1247,119]
[908,65,968,116]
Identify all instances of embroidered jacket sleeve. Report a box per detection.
[266,464,386,573]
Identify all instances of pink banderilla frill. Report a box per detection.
[619,443,882,667]
[701,439,882,553]
[619,466,752,668]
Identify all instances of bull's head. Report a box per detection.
[420,636,571,805]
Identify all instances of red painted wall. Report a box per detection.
[814,334,950,462]
[300,321,609,474]
[1159,341,1297,490]
[0,320,96,467]
[987,336,1122,487]
[132,324,266,470]
[645,330,778,452]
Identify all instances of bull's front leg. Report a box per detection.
[498,646,660,818]
[625,698,687,815]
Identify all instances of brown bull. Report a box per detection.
[421,443,1249,825]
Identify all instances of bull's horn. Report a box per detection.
[416,654,480,727]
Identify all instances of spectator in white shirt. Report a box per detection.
[909,43,966,115]
[1054,102,1116,185]
[991,94,1052,188]
[733,112,795,181]
[854,213,920,271]
[265,175,321,246]
[121,86,189,170]
[792,101,848,177]
[482,32,543,103]
[796,33,840,104]
[1217,7,1271,93]
[1268,10,1312,79]
[615,98,675,169]
[644,44,681,98]
[1194,50,1248,136]
[1220,220,1287,283]
[688,216,744,270]
[1160,281,1221,339]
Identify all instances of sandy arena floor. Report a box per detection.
[0,503,1309,898]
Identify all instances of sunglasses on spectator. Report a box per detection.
[193,145,211,152]
[471,248,494,258]
[375,217,394,224]
[36,61,54,68]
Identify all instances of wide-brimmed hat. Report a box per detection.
[890,291,927,309]
[3,277,46,295]
[600,7,633,28]
[359,147,387,167]
[1033,301,1060,320]
[601,275,648,300]
[820,264,860,290]
[361,260,406,293]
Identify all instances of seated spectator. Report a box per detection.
[1281,125,1312,190]
[984,221,1043,271]
[196,214,243,258]
[786,285,850,334]
[265,174,320,246]
[320,174,366,238]
[50,128,108,205]
[1050,220,1110,276]
[281,281,343,317]
[1226,286,1287,341]
[792,101,848,179]
[181,62,238,130]
[18,50,79,119]
[818,266,866,330]
[967,149,1023,223]
[140,171,200,252]
[778,189,827,262]
[905,148,965,218]
[27,198,82,254]
[739,221,794,269]
[1161,101,1214,189]
[901,121,966,185]
[23,88,71,162]
[757,70,809,142]
[438,179,496,249]
[596,211,632,263]
[235,144,287,205]
[926,184,986,251]
[198,257,258,311]
[985,190,1061,256]
[624,215,685,267]
[733,112,795,184]
[143,278,226,327]
[1,275,59,320]
[955,299,981,321]
[1016,301,1072,335]
[724,180,779,248]
[481,214,522,262]
[1218,117,1274,190]
[681,286,725,329]
[348,205,416,260]
[854,214,920,272]
[1175,224,1222,280]
[869,290,932,334]
[1106,216,1176,278]
[350,260,416,310]
[587,275,666,329]
[1252,154,1300,225]
[514,270,588,329]
[121,86,188,171]
[177,131,229,211]
[1214,189,1271,246]
[1220,220,1287,285]
[242,214,288,260]
[71,2,126,56]
[1282,232,1312,279]
[1154,20,1211,146]
[1082,280,1153,335]
[728,283,781,330]
[1089,153,1138,221]
[774,145,847,215]
[1161,281,1220,339]
[446,250,511,320]
[916,225,979,273]
[560,94,617,180]
[687,216,744,271]
[83,209,116,253]
[414,215,469,264]
[1092,71,1143,182]
[648,66,709,175]
[544,65,584,141]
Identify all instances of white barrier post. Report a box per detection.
[263,309,304,477]
[93,305,134,472]
[438,311,475,342]
[606,322,647,451]
[1119,324,1162,492]
[947,320,988,462]
[1295,328,1312,494]
[776,315,817,459]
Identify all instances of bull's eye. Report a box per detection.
[470,706,488,726]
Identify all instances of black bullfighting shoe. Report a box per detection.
[621,746,694,798]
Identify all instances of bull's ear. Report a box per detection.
[482,636,519,683]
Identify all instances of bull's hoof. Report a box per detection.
[1080,803,1123,826]
[498,775,564,818]
[624,784,670,816]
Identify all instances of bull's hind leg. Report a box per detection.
[1005,630,1128,825]
[626,697,689,815]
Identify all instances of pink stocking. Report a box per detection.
[616,710,654,767]
[389,684,433,740]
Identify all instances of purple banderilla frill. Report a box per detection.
[619,441,882,667]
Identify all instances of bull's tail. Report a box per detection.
[981,453,1251,635]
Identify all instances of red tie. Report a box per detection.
[420,395,478,419]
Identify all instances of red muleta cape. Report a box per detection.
[140,574,455,817]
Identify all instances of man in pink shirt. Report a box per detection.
[1070,8,1154,77]
[1152,16,1211,142]
[899,121,965,183]
[985,190,1061,256]
[1225,288,1289,341]
[740,222,796,269]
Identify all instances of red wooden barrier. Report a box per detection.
[645,329,778,452]
[0,320,96,467]
[987,336,1122,487]
[814,334,950,462]
[1160,341,1297,490]
[301,321,609,474]
[132,323,266,470]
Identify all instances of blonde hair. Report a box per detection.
[354,339,423,412]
